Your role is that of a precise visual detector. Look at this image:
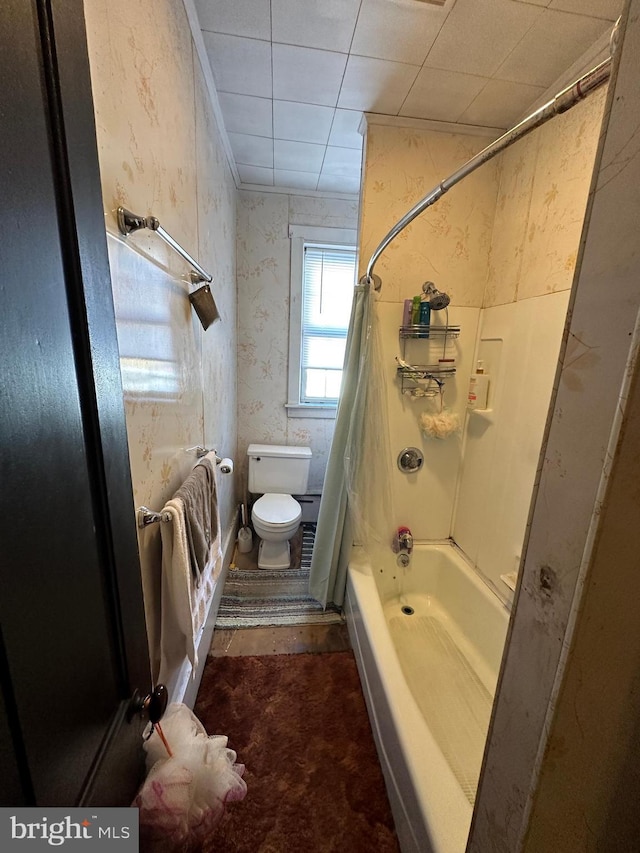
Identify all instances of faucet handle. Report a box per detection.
[393,526,413,553]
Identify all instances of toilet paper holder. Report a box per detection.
[185,446,233,473]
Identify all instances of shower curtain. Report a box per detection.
[310,278,391,608]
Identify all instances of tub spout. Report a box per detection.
[393,526,413,555]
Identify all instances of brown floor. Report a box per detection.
[211,523,344,658]
[209,621,351,657]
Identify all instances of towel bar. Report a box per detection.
[137,506,172,528]
[185,445,220,461]
[136,450,233,527]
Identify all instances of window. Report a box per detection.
[287,226,357,418]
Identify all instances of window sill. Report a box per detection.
[285,403,337,419]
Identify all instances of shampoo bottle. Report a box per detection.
[411,295,421,325]
[468,359,490,409]
[402,299,412,327]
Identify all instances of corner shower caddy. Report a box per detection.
[396,323,460,397]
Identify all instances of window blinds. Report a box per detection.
[301,245,356,402]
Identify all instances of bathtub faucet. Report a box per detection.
[393,526,413,555]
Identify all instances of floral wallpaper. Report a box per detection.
[84,0,237,678]
[485,86,607,307]
[236,192,359,496]
[360,122,500,307]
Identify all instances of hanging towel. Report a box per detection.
[158,458,222,684]
[174,457,219,582]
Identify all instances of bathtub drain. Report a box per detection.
[401,605,415,616]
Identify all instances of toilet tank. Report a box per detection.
[247,444,312,495]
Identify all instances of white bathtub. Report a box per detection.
[345,542,509,853]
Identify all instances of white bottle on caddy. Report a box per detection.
[468,359,490,410]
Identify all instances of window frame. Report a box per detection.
[286,224,358,419]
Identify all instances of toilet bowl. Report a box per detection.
[247,443,312,569]
[251,493,302,569]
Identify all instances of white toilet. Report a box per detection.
[247,444,312,569]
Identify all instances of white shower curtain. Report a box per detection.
[309,279,392,608]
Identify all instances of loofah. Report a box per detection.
[420,409,460,439]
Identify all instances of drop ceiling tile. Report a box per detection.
[549,0,622,20]
[322,146,362,177]
[203,33,272,98]
[317,173,362,194]
[424,0,543,78]
[195,0,271,39]
[237,165,274,186]
[273,101,335,145]
[399,66,489,122]
[218,93,273,137]
[459,79,546,128]
[272,44,347,107]
[496,9,610,87]
[274,139,326,173]
[228,132,274,168]
[351,0,447,65]
[274,169,320,190]
[328,109,364,149]
[338,55,420,114]
[271,0,361,53]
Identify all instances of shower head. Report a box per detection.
[422,281,450,311]
[189,283,221,330]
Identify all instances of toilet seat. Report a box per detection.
[252,493,301,528]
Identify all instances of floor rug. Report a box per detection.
[216,526,343,628]
[193,651,400,853]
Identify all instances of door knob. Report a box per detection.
[126,684,168,724]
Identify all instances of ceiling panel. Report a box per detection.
[274,169,320,190]
[272,44,348,106]
[328,109,364,149]
[228,132,274,168]
[459,78,547,127]
[350,0,447,65]
[203,33,272,98]
[496,9,610,87]
[273,101,335,145]
[274,139,327,172]
[322,146,362,177]
[195,0,271,39]
[424,0,544,77]
[237,164,274,185]
[193,0,623,194]
[400,66,489,122]
[549,0,621,20]
[271,0,362,53]
[218,92,273,137]
[338,55,420,113]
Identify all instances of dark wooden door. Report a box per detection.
[0,0,151,806]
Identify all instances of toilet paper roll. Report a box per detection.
[219,457,234,474]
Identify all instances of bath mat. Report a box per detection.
[193,651,399,853]
[216,525,343,628]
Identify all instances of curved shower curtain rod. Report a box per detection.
[362,20,620,288]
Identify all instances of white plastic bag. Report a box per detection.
[134,703,246,851]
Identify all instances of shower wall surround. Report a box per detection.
[359,120,500,540]
[236,191,359,494]
[454,87,607,598]
[359,81,606,592]
[84,0,237,679]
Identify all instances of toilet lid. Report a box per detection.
[253,493,301,526]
